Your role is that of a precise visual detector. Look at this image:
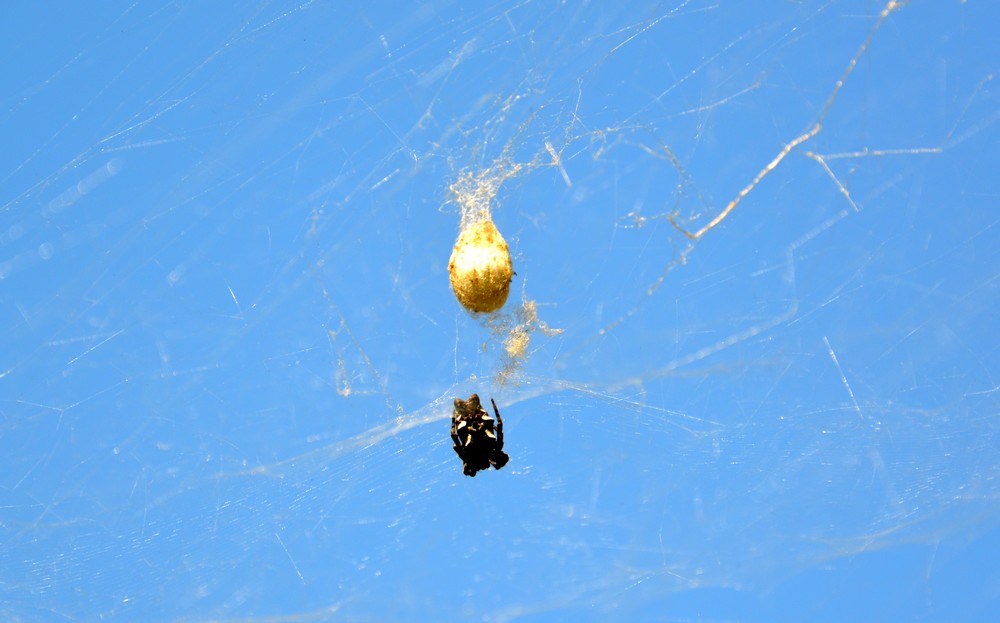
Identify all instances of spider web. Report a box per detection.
[2,1,999,621]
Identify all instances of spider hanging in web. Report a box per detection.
[451,393,509,477]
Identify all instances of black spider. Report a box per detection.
[451,393,509,477]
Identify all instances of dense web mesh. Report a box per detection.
[1,1,998,621]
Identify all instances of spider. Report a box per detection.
[451,393,509,477]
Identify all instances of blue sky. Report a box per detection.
[2,1,999,621]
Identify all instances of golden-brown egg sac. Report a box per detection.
[448,219,513,313]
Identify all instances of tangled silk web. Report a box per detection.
[447,158,562,384]
[2,1,999,621]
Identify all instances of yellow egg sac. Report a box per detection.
[448,219,513,313]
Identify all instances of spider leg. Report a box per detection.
[490,398,504,449]
[450,415,461,448]
[451,416,470,466]
[488,398,509,470]
[490,449,509,470]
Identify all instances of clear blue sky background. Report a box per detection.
[2,2,999,621]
